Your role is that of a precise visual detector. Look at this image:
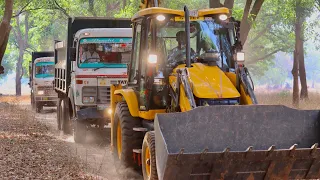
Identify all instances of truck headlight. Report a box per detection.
[107,108,112,115]
[83,96,95,103]
[37,90,44,95]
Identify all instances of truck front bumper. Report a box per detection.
[35,96,58,106]
[35,96,58,101]
[77,105,112,122]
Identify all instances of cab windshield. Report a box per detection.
[35,62,54,78]
[78,37,132,68]
[155,18,235,68]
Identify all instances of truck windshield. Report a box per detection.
[35,62,54,78]
[78,37,132,68]
[156,18,234,68]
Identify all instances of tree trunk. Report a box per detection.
[0,0,14,73]
[224,0,234,9]
[295,2,308,100]
[16,49,24,96]
[240,0,265,44]
[292,50,299,108]
[0,26,11,74]
[209,0,221,8]
[14,13,29,96]
[88,0,97,16]
[123,0,127,9]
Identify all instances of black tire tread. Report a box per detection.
[113,102,143,169]
[62,99,72,134]
[57,98,62,130]
[142,131,158,180]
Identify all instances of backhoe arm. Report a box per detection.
[139,0,161,9]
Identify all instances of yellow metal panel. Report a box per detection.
[114,89,140,117]
[132,7,230,21]
[132,7,184,21]
[198,8,229,16]
[110,84,123,119]
[225,72,253,105]
[171,63,240,99]
[139,109,166,120]
[110,84,123,152]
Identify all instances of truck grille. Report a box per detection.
[98,87,111,104]
[37,86,56,96]
[82,86,110,104]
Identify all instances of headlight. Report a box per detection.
[236,52,245,62]
[107,109,112,115]
[83,96,95,103]
[156,15,166,21]
[219,14,228,21]
[148,54,157,64]
[37,90,44,95]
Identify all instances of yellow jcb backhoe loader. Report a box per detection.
[110,1,320,179]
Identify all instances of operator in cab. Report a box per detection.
[81,43,100,63]
[167,31,196,67]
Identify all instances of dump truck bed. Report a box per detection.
[154,105,320,179]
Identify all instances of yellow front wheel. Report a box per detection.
[142,131,158,180]
[112,102,143,170]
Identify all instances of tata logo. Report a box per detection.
[118,80,127,85]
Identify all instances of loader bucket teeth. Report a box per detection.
[154,105,320,180]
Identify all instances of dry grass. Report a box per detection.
[0,103,94,179]
[256,91,320,110]
[0,95,30,104]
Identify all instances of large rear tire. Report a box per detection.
[74,120,87,143]
[31,93,36,110]
[36,102,42,113]
[61,98,72,134]
[57,98,62,130]
[142,131,158,180]
[113,102,143,170]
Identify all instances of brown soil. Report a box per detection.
[0,104,94,179]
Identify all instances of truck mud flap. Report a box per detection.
[154,105,320,180]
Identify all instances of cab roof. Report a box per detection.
[132,7,229,21]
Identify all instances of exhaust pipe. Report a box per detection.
[184,6,191,68]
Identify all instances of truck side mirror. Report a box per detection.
[69,47,76,61]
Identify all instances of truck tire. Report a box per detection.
[113,102,143,170]
[36,102,42,113]
[57,98,62,130]
[74,120,87,143]
[61,98,72,134]
[31,93,36,110]
[142,131,158,180]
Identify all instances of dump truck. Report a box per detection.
[54,17,132,143]
[29,51,57,113]
[109,1,320,180]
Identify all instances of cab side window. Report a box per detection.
[129,24,142,84]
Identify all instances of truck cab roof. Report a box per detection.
[75,28,132,39]
[34,57,54,63]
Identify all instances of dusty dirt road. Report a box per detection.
[35,107,143,180]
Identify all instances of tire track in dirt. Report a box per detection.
[35,107,142,180]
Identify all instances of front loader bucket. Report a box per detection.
[154,105,320,180]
